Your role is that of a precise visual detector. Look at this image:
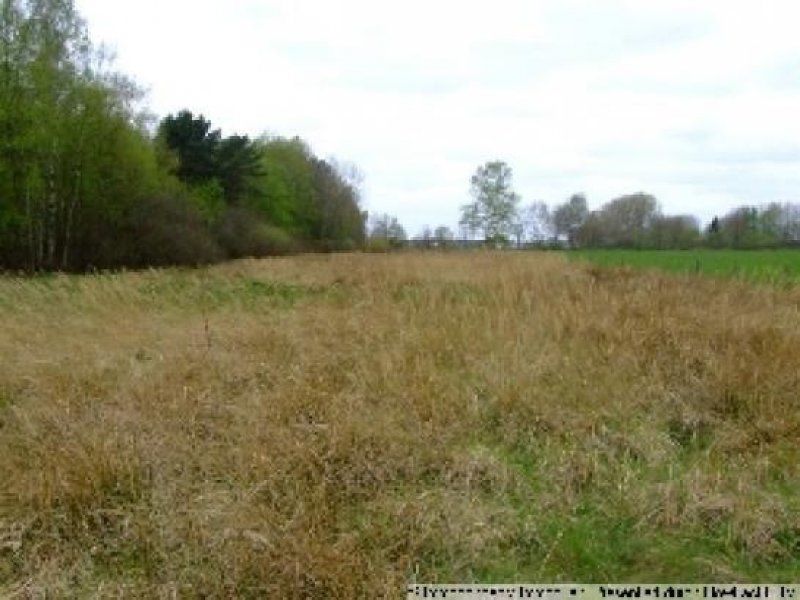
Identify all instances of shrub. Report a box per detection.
[364,237,393,253]
[216,208,299,258]
[121,193,223,268]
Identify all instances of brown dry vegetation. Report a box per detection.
[1,252,799,597]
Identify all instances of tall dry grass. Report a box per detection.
[1,252,799,597]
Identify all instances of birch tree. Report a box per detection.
[459,161,520,242]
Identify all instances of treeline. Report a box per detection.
[0,0,365,272]
[557,193,800,250]
[438,161,800,250]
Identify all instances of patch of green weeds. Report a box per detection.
[667,418,715,452]
[138,275,352,311]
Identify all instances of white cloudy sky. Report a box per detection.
[76,0,800,234]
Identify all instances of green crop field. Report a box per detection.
[569,249,800,284]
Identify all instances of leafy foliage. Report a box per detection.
[369,213,406,242]
[0,0,160,270]
[157,110,222,185]
[3,0,799,270]
[460,160,520,241]
[706,203,800,249]
[0,0,365,272]
[552,193,589,246]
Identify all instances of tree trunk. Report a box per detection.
[62,165,80,270]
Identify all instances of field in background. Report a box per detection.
[570,249,800,284]
[1,252,800,596]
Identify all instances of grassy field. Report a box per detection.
[1,252,799,597]
[569,249,800,284]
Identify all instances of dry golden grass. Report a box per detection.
[1,252,799,597]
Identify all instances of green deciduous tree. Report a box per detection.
[552,193,588,246]
[0,0,163,270]
[599,192,660,247]
[433,225,454,242]
[0,1,371,271]
[573,192,660,248]
[522,201,553,243]
[647,214,700,249]
[311,156,365,248]
[252,135,318,236]
[459,160,520,242]
[369,213,406,242]
[704,203,800,248]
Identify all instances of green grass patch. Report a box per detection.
[136,274,351,311]
[569,249,800,285]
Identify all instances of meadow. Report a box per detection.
[1,252,799,597]
[570,249,800,284]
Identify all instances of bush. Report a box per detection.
[121,194,223,268]
[364,238,394,253]
[216,208,299,258]
[310,238,361,253]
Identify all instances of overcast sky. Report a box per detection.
[76,0,800,234]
